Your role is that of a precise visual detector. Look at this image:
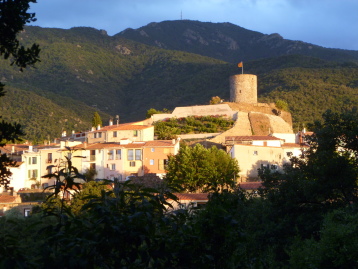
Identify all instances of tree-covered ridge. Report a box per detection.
[0,86,103,143]
[258,66,358,129]
[120,20,358,63]
[0,26,357,140]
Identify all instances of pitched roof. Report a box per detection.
[92,123,153,132]
[282,143,308,148]
[226,135,282,141]
[73,140,176,150]
[0,194,18,204]
[173,193,209,201]
[239,182,263,190]
[143,140,176,147]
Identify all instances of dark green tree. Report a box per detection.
[0,0,40,187]
[91,111,102,128]
[258,108,358,262]
[165,144,240,192]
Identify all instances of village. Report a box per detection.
[0,73,311,216]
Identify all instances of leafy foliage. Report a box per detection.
[154,115,235,139]
[0,0,39,187]
[0,110,357,268]
[165,144,240,192]
[209,95,222,104]
[91,111,102,127]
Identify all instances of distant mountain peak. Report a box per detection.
[119,20,358,63]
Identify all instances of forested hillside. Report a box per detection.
[120,20,358,63]
[0,23,357,141]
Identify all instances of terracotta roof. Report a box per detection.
[143,140,176,147]
[0,195,18,203]
[6,161,23,168]
[92,123,152,132]
[239,182,263,190]
[173,193,209,201]
[1,144,30,153]
[226,135,282,141]
[74,140,176,150]
[282,143,308,148]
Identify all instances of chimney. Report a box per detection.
[72,130,75,135]
[172,139,175,144]
[109,119,113,126]
[62,130,67,137]
[29,145,33,152]
[91,126,95,132]
[97,124,101,130]
[11,146,15,153]
[83,141,87,148]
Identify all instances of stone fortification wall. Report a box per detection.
[210,111,252,144]
[226,102,293,127]
[230,74,257,104]
[151,104,237,122]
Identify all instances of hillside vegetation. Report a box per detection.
[0,22,357,140]
[120,20,358,63]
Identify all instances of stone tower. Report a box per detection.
[229,74,257,103]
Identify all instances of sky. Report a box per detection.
[29,0,358,51]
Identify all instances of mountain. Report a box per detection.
[0,21,357,141]
[119,20,358,63]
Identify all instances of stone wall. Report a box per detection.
[230,74,257,103]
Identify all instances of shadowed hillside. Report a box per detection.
[0,23,357,141]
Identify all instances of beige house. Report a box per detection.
[87,121,154,144]
[227,135,305,182]
[70,138,180,181]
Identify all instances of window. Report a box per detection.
[28,157,37,164]
[47,153,52,163]
[94,133,97,138]
[151,148,155,152]
[24,209,31,217]
[111,164,116,171]
[253,151,258,156]
[116,149,121,160]
[150,159,154,165]
[28,169,38,179]
[129,161,136,167]
[108,150,114,160]
[128,149,134,160]
[90,150,96,161]
[135,149,142,160]
[179,203,186,209]
[90,163,96,170]
[98,132,102,138]
[113,131,117,137]
[133,130,138,137]
[159,159,168,170]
